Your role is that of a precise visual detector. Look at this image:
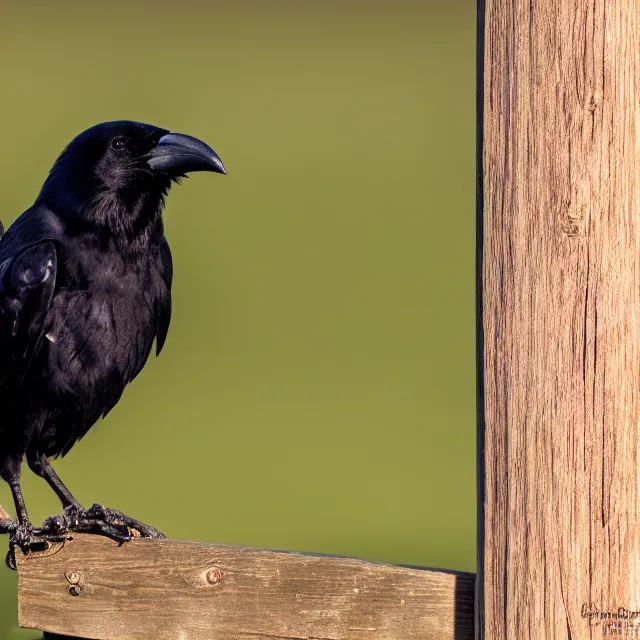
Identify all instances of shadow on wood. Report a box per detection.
[17,534,474,640]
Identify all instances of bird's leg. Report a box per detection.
[8,479,29,532]
[26,451,104,536]
[0,457,56,568]
[28,452,165,542]
[26,451,83,535]
[31,455,82,511]
[2,479,30,570]
[0,460,34,547]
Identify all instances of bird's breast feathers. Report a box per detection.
[43,261,169,395]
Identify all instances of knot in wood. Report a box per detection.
[206,567,222,585]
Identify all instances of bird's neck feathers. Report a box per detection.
[83,184,168,251]
[37,165,172,253]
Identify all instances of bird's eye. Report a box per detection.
[111,137,128,151]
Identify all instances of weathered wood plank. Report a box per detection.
[17,534,474,640]
[478,0,640,638]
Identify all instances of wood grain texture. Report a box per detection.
[17,534,474,640]
[479,0,640,638]
[0,504,9,520]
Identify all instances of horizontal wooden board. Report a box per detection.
[17,534,474,640]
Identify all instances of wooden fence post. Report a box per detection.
[478,0,640,638]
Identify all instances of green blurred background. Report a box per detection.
[0,1,475,636]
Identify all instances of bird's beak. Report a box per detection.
[146,133,227,176]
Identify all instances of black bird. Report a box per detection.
[0,121,225,549]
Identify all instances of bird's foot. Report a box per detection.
[42,503,165,543]
[9,523,33,550]
[5,522,59,570]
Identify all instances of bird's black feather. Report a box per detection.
[155,236,173,356]
[0,241,57,387]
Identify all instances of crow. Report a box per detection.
[0,121,225,552]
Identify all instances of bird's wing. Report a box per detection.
[155,236,173,355]
[0,206,63,266]
[0,239,58,387]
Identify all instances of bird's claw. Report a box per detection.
[42,503,165,544]
[85,503,166,539]
[5,522,51,570]
[10,523,35,550]
[40,513,67,534]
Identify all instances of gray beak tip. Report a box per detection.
[213,157,227,175]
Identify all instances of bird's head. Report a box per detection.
[36,121,226,243]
